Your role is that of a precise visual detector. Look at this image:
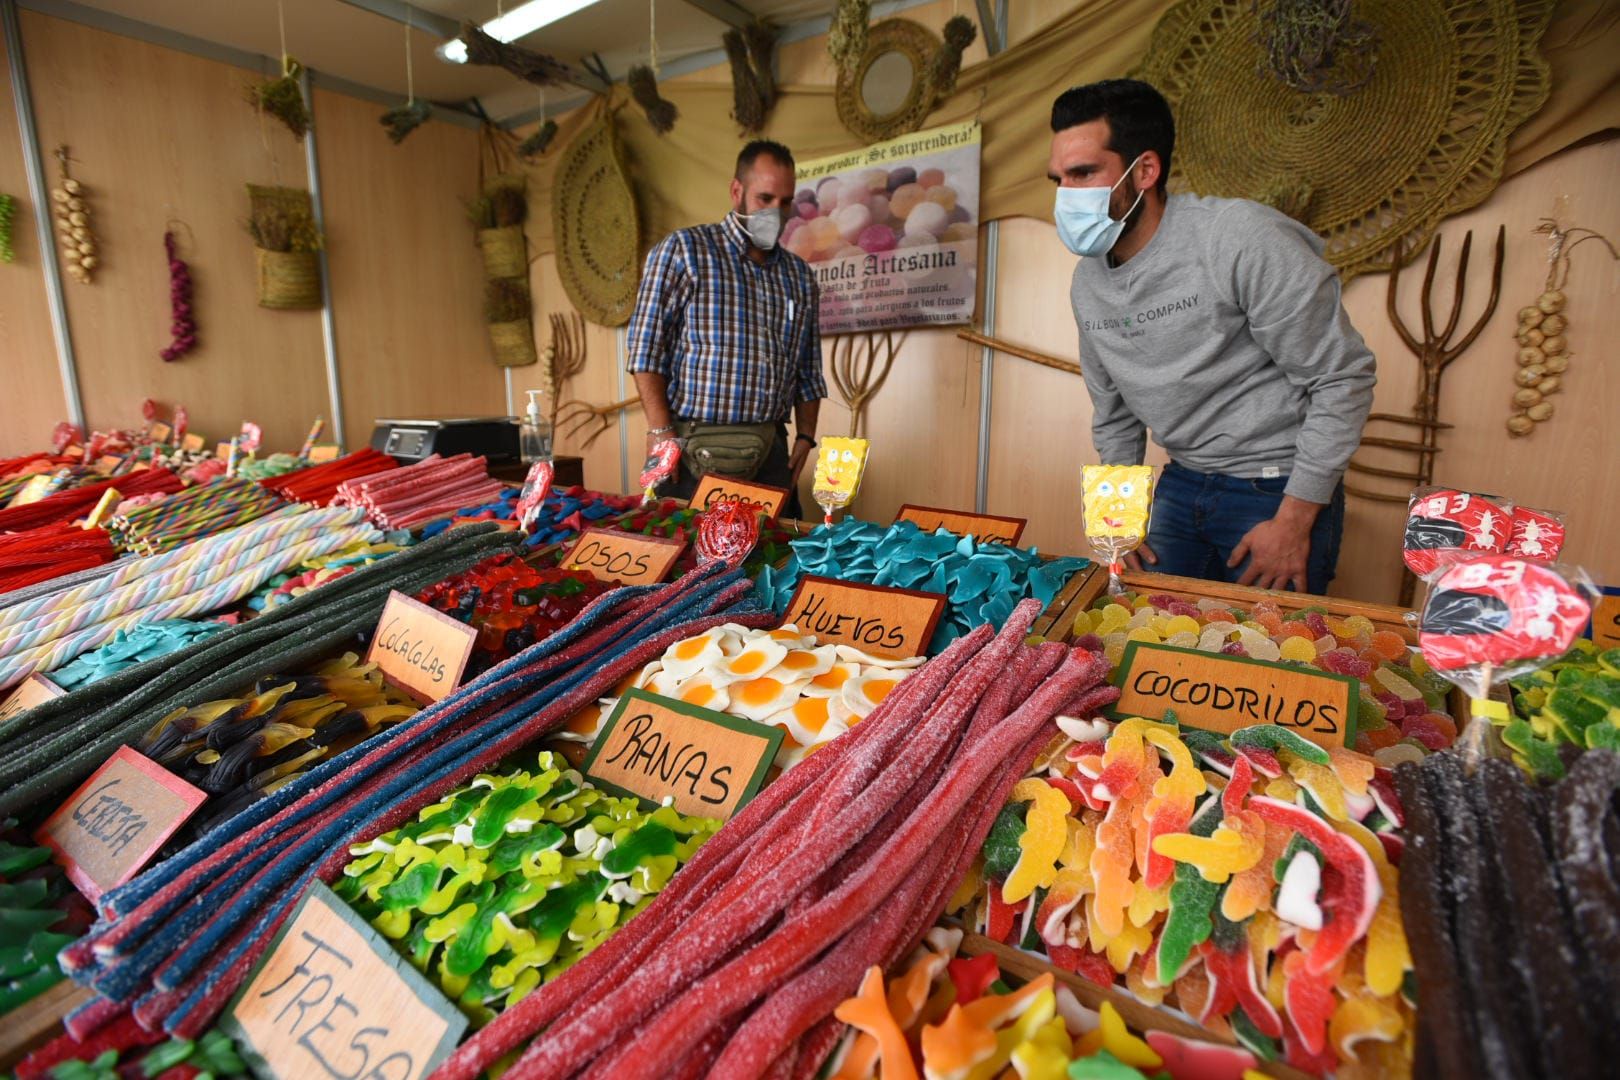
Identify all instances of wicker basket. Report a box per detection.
[255,247,321,309]
[488,318,537,367]
[477,225,527,280]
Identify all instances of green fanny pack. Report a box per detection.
[677,420,779,481]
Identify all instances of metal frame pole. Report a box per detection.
[4,0,84,428]
[299,67,347,448]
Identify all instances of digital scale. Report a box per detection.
[368,416,520,465]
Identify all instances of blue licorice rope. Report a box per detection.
[76,583,666,983]
[162,588,767,1032]
[97,580,659,919]
[89,569,755,999]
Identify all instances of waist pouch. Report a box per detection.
[677,421,778,481]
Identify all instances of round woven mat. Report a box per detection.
[1134,0,1553,279]
[552,110,640,326]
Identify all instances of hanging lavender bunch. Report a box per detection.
[161,230,197,361]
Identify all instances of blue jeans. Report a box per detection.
[1147,462,1345,596]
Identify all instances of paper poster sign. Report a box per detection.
[794,121,981,334]
[365,591,477,704]
[1109,642,1358,751]
[895,504,1026,545]
[223,881,467,1080]
[308,445,341,463]
[561,528,686,586]
[782,576,945,660]
[582,689,783,821]
[35,746,207,900]
[691,474,790,522]
[1589,586,1620,649]
[0,673,65,724]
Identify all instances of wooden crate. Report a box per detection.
[958,932,1314,1080]
[0,981,92,1072]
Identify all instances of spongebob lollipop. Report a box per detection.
[1082,464,1154,593]
[812,437,870,525]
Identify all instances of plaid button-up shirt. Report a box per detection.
[626,214,827,424]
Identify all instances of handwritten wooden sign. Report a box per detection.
[895,504,1027,545]
[35,746,207,900]
[561,528,686,586]
[180,433,206,453]
[223,881,467,1080]
[148,421,172,443]
[1590,586,1620,650]
[782,576,946,661]
[216,442,234,460]
[1110,642,1358,750]
[366,591,477,704]
[690,474,791,522]
[94,455,124,475]
[0,673,65,724]
[308,445,342,463]
[582,689,783,821]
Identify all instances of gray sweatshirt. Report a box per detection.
[1070,193,1375,504]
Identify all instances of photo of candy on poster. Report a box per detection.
[791,121,980,335]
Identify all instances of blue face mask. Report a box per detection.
[1054,154,1146,258]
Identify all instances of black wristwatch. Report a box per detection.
[795,434,816,448]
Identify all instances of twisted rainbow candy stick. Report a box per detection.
[0,526,376,690]
[0,509,368,657]
[0,506,365,630]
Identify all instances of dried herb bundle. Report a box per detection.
[517,120,559,159]
[724,21,779,133]
[461,23,573,87]
[380,99,431,144]
[827,0,870,77]
[245,201,321,253]
[489,184,527,227]
[627,65,678,134]
[246,58,311,139]
[1252,0,1377,96]
[928,16,978,97]
[0,193,15,264]
[483,278,531,324]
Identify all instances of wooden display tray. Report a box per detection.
[959,932,1313,1080]
[0,980,94,1072]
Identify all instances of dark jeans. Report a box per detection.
[657,421,805,519]
[1147,461,1345,596]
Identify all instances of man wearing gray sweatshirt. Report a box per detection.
[1051,79,1375,595]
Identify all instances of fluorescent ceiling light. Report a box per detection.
[439,0,603,63]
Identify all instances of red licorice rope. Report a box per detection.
[0,522,118,592]
[259,448,397,506]
[0,468,183,534]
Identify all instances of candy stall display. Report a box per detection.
[258,447,398,505]
[104,478,289,556]
[433,600,1121,1080]
[1502,639,1620,775]
[0,821,93,1015]
[957,716,1411,1078]
[756,519,1089,653]
[49,564,766,1041]
[333,453,506,530]
[334,751,721,1026]
[559,621,925,767]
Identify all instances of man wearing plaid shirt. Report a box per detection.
[628,140,825,514]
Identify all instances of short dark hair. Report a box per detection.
[1050,79,1175,193]
[735,140,795,182]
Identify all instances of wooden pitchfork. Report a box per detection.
[545,312,588,433]
[829,331,903,439]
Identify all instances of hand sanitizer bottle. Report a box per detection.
[519,390,552,463]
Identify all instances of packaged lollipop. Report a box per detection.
[238,421,263,454]
[812,437,870,525]
[639,438,682,503]
[1505,504,1566,561]
[51,422,82,454]
[1402,486,1512,578]
[172,405,190,447]
[695,496,760,565]
[515,458,555,533]
[1419,554,1593,756]
[1081,464,1153,592]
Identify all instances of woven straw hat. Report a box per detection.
[552,109,641,326]
[1134,0,1554,279]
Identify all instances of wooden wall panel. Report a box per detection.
[17,11,329,451]
[533,253,626,492]
[312,87,506,445]
[0,22,73,455]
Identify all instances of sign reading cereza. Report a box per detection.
[690,474,791,522]
[223,881,467,1080]
[1109,641,1358,751]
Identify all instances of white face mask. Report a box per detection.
[1053,154,1146,258]
[735,207,785,251]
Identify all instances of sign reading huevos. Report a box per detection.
[781,576,945,661]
